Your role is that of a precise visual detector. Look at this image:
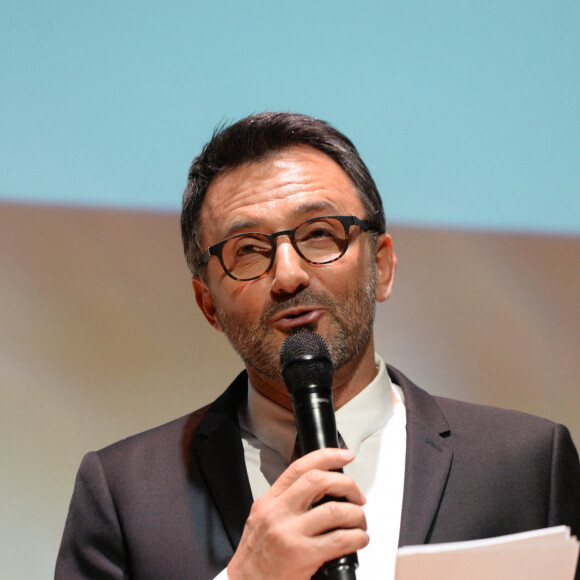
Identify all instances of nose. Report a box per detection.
[270,239,310,295]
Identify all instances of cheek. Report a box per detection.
[317,249,372,286]
[219,279,269,315]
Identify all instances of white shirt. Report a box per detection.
[218,354,407,580]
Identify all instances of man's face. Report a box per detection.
[193,146,395,389]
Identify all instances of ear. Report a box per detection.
[374,234,397,303]
[192,277,224,332]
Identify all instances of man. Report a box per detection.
[56,112,580,579]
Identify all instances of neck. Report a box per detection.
[246,335,379,411]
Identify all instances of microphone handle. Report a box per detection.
[291,389,358,580]
[312,558,358,580]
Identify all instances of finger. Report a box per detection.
[270,448,355,495]
[299,500,367,538]
[283,468,366,513]
[311,527,370,563]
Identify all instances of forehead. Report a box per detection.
[200,146,364,243]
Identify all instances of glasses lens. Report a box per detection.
[295,217,347,264]
[222,233,273,280]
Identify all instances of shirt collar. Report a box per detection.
[335,354,396,456]
[245,353,396,463]
[246,379,297,465]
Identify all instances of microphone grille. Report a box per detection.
[280,332,333,394]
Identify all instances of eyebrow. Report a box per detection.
[222,200,339,238]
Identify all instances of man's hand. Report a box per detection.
[227,448,368,580]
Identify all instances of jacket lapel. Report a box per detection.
[388,366,454,547]
[191,371,254,550]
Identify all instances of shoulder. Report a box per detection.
[388,364,568,450]
[91,370,249,477]
[78,405,210,494]
[98,405,208,458]
[433,393,558,435]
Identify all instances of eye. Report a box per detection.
[229,235,272,260]
[236,242,266,256]
[299,221,340,243]
[311,226,333,238]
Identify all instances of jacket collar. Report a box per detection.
[190,371,253,550]
[387,365,454,546]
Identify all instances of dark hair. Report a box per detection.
[181,112,386,276]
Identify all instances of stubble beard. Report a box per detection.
[213,266,377,381]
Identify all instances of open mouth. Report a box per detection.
[273,308,323,330]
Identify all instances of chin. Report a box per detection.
[288,323,318,336]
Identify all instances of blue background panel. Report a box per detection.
[1,1,579,234]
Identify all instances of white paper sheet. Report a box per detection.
[396,526,579,580]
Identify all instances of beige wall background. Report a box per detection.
[1,203,579,579]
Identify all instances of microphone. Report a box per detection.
[280,332,358,580]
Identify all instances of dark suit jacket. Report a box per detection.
[55,366,580,579]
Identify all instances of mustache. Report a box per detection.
[259,291,334,327]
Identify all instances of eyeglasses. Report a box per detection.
[200,215,375,281]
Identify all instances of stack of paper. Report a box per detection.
[396,526,579,580]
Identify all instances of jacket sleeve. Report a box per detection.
[55,451,128,579]
[549,424,580,580]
